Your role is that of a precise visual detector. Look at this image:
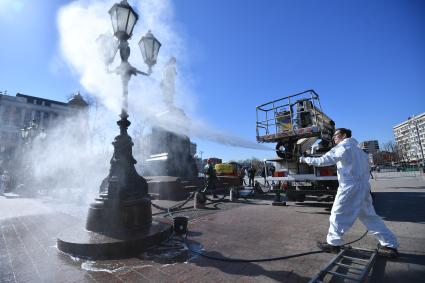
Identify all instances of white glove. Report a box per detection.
[299,156,306,163]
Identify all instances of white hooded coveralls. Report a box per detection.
[303,138,399,248]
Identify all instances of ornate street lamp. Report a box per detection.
[57,0,170,259]
[91,0,163,232]
[108,0,138,41]
[139,30,161,72]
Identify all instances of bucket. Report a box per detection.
[173,216,189,235]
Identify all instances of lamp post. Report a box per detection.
[88,0,161,230]
[58,0,171,259]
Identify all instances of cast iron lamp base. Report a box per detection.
[57,219,172,259]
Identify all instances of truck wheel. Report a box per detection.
[275,142,293,160]
[296,194,306,202]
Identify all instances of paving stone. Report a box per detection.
[0,176,424,282]
[140,264,180,281]
[85,271,123,283]
[116,269,150,283]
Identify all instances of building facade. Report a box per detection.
[359,140,379,154]
[393,112,425,163]
[0,92,88,168]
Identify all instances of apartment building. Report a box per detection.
[393,112,425,162]
[359,140,379,154]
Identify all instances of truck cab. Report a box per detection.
[256,90,338,201]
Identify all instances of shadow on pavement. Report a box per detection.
[294,202,332,208]
[234,200,270,206]
[296,211,331,216]
[373,192,425,223]
[370,256,387,283]
[370,253,425,283]
[396,252,425,265]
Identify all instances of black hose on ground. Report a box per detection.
[151,191,196,212]
[150,187,232,217]
[187,247,324,263]
[158,193,370,263]
[151,187,372,264]
[182,229,369,263]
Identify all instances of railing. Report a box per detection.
[373,170,424,178]
[256,90,334,142]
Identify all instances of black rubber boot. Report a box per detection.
[316,241,341,254]
[377,244,399,258]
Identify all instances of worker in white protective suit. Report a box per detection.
[299,128,399,258]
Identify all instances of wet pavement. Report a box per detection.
[1,173,424,282]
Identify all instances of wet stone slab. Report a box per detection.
[1,175,425,283]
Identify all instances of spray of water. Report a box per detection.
[22,111,111,206]
[56,0,269,150]
[17,0,272,206]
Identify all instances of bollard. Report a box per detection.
[194,192,199,209]
[173,216,189,235]
[229,188,234,202]
[272,189,286,206]
[194,192,205,209]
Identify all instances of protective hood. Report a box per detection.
[339,138,359,148]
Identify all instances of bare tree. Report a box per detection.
[80,94,109,154]
[382,140,397,152]
[237,157,263,172]
[381,140,401,162]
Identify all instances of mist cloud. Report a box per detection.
[57,0,268,151]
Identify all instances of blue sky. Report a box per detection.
[1,0,424,161]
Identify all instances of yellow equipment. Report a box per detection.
[215,163,239,176]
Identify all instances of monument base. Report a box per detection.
[57,219,172,259]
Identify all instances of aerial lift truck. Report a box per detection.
[256,90,338,202]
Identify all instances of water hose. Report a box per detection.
[181,230,369,263]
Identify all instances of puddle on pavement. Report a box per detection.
[81,261,131,274]
[139,239,202,264]
[73,240,203,273]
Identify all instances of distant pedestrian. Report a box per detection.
[247,165,256,187]
[204,159,218,198]
[239,167,246,186]
[269,164,276,177]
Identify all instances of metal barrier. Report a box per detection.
[373,171,423,179]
